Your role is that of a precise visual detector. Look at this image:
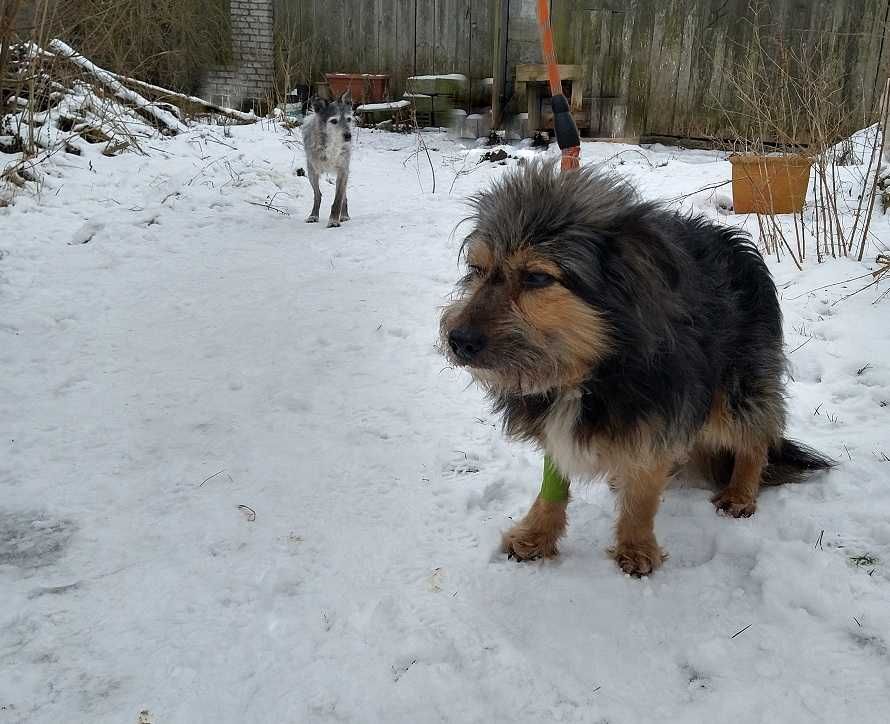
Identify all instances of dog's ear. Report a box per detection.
[339,89,352,106]
[310,96,328,113]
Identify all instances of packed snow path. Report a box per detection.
[1,126,889,723]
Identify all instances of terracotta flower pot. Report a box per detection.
[324,73,389,104]
[730,154,812,214]
[365,74,389,102]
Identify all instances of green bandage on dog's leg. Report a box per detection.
[539,454,570,503]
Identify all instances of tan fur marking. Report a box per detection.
[466,241,494,271]
[518,286,611,386]
[502,494,569,561]
[521,258,564,278]
[610,458,672,576]
[696,390,773,516]
[700,391,736,448]
[699,389,782,453]
[711,443,767,517]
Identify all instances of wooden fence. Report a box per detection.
[274,1,495,108]
[276,0,890,140]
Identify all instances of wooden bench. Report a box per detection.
[515,63,585,137]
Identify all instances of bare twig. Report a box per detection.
[199,469,232,487]
[788,337,813,355]
[237,504,257,522]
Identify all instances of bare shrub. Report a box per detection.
[720,2,887,266]
[273,8,323,108]
[50,0,232,93]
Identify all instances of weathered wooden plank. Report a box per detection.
[472,0,495,89]
[415,0,435,73]
[645,1,688,136]
[377,0,397,91]
[685,0,724,137]
[433,0,450,71]
[320,0,344,74]
[587,9,605,135]
[598,5,631,138]
[515,64,585,82]
[671,4,697,136]
[860,0,889,119]
[358,0,377,72]
[395,0,416,94]
[453,0,472,105]
[623,2,653,137]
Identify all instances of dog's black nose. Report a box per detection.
[448,327,487,362]
[344,132,352,141]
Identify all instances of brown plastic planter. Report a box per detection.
[366,74,388,101]
[325,73,389,104]
[730,154,812,214]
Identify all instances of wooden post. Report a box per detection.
[492,0,509,129]
[527,83,543,134]
[882,78,890,166]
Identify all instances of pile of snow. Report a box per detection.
[1,40,255,203]
[2,78,156,154]
[356,100,411,113]
[1,43,161,199]
[0,125,889,722]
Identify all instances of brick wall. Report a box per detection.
[201,0,275,111]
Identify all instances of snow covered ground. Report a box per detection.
[1,123,889,724]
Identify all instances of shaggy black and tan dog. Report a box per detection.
[440,161,832,576]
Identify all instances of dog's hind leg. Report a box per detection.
[306,165,322,223]
[341,195,349,222]
[711,442,767,518]
[610,459,671,576]
[328,171,348,227]
[700,390,775,517]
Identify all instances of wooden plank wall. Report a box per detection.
[546,0,890,139]
[275,0,494,106]
[274,0,890,139]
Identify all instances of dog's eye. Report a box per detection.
[330,118,338,125]
[523,271,556,289]
[345,117,352,124]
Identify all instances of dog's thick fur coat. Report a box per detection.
[302,92,353,227]
[441,161,832,575]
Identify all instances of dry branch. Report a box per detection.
[106,72,257,124]
[46,38,188,134]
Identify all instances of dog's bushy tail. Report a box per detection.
[762,438,834,486]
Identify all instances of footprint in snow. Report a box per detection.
[69,221,105,245]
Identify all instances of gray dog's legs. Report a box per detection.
[328,171,349,227]
[306,165,322,223]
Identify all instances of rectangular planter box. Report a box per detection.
[404,93,454,128]
[325,73,389,104]
[405,74,468,97]
[356,99,411,125]
[730,154,812,214]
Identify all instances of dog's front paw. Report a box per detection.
[711,490,757,518]
[502,524,561,561]
[327,219,341,228]
[610,539,666,576]
[501,496,567,562]
[306,214,319,223]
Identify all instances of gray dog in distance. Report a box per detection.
[302,91,353,227]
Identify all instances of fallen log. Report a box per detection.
[106,73,257,124]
